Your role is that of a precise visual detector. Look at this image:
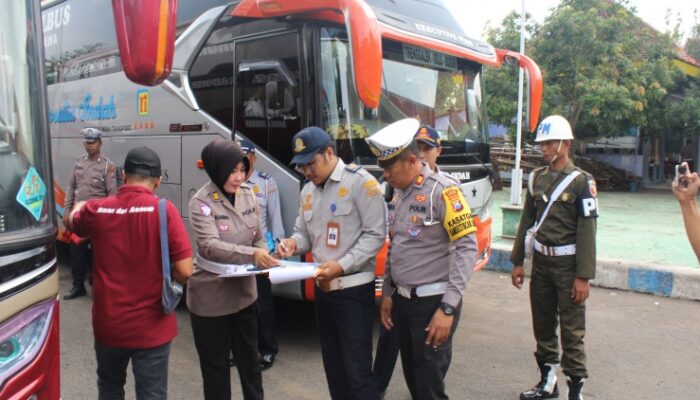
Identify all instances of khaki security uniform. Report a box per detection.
[511,160,598,378]
[64,155,117,211]
[291,159,386,273]
[383,164,477,399]
[187,181,266,316]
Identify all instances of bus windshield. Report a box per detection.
[320,27,488,166]
[0,0,53,239]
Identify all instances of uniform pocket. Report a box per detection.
[332,202,353,217]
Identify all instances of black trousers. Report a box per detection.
[373,303,400,393]
[395,293,462,400]
[256,275,278,357]
[69,240,92,288]
[315,282,379,400]
[190,303,263,400]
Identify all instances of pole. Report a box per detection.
[510,0,526,205]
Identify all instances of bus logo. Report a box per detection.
[137,89,149,116]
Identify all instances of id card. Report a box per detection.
[326,222,340,248]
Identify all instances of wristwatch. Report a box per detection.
[440,302,455,316]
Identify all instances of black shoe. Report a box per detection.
[520,363,559,400]
[64,286,87,300]
[566,376,585,400]
[229,355,236,368]
[259,354,275,371]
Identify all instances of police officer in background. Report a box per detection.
[240,139,284,370]
[63,128,117,299]
[368,118,477,400]
[277,127,386,400]
[511,115,598,400]
[415,125,459,183]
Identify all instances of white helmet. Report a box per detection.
[535,115,573,142]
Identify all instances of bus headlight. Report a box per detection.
[0,300,55,386]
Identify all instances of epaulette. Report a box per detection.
[345,163,362,173]
[258,171,271,180]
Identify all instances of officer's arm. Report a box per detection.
[189,197,256,265]
[381,240,393,297]
[439,186,477,308]
[64,167,77,212]
[290,189,312,255]
[105,161,118,195]
[336,176,386,274]
[576,176,598,278]
[510,190,537,266]
[267,179,285,239]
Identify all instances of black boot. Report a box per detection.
[63,285,87,300]
[566,376,585,400]
[520,363,559,399]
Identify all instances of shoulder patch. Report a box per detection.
[258,171,270,179]
[345,163,362,173]
[441,186,476,241]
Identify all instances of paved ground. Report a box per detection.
[492,187,698,268]
[59,262,700,399]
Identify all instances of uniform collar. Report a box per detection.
[118,185,154,195]
[329,159,346,183]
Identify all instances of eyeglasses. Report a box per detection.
[295,158,319,173]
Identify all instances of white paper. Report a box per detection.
[267,260,319,284]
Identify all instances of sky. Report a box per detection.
[444,0,698,45]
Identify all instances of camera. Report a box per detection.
[675,164,688,187]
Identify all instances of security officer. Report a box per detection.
[368,118,478,400]
[240,139,284,370]
[510,115,598,400]
[414,125,458,183]
[63,128,117,299]
[277,127,386,400]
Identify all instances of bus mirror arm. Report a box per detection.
[495,49,543,132]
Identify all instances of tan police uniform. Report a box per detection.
[64,154,117,211]
[187,181,266,316]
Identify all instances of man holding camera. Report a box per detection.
[510,115,598,400]
[672,162,700,263]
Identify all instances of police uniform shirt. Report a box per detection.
[65,155,117,211]
[248,169,285,240]
[434,165,461,185]
[383,164,478,308]
[290,159,386,274]
[187,181,266,317]
[510,160,598,278]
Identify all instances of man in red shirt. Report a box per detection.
[69,146,193,399]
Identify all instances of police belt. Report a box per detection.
[534,240,576,257]
[317,271,375,291]
[195,253,255,275]
[396,282,447,299]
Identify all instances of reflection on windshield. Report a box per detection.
[1,1,52,235]
[320,28,486,165]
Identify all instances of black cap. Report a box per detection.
[290,127,332,166]
[124,147,162,177]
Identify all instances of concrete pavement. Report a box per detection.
[490,189,700,300]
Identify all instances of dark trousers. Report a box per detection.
[94,341,170,400]
[70,240,92,288]
[395,293,462,400]
[373,304,400,393]
[315,282,379,400]
[190,304,263,400]
[530,253,587,378]
[256,275,278,357]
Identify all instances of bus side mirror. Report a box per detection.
[112,0,178,86]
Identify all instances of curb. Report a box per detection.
[486,243,700,301]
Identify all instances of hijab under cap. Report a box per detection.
[201,139,250,194]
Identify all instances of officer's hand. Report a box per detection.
[672,164,699,203]
[62,212,70,228]
[276,238,296,258]
[425,309,454,349]
[571,277,590,304]
[314,261,343,281]
[380,297,393,330]
[512,265,525,289]
[254,249,280,269]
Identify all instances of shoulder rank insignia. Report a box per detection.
[211,191,222,202]
[415,174,425,186]
[258,171,270,179]
[345,163,362,173]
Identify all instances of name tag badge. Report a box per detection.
[326,222,340,248]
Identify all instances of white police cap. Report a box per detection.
[81,128,103,142]
[365,118,420,163]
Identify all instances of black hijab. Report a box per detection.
[201,139,250,200]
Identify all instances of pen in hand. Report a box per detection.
[275,238,289,255]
